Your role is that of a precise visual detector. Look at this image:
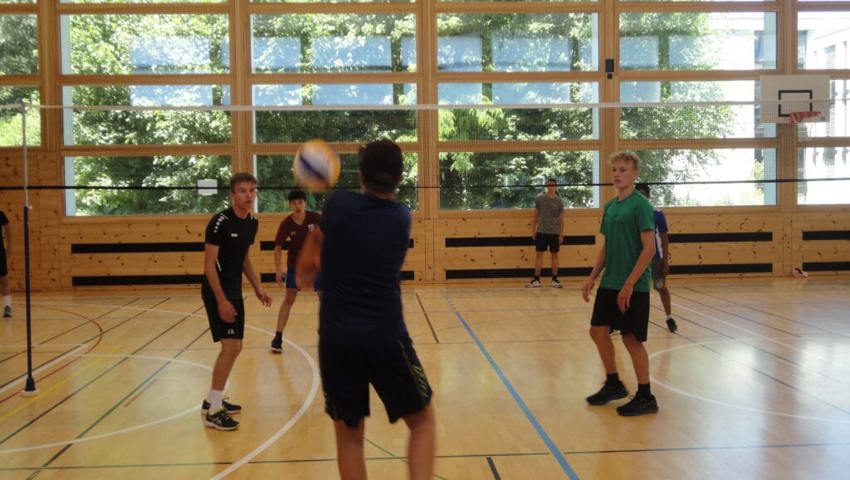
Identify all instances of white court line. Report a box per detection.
[209,325,320,480]
[650,340,850,424]
[32,301,208,319]
[1,302,320,480]
[0,343,88,348]
[0,354,211,454]
[0,343,89,397]
[673,300,850,373]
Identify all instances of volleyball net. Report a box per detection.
[1,96,850,214]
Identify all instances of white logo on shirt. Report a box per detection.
[308,224,314,232]
[230,233,238,238]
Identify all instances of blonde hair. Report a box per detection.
[608,151,640,170]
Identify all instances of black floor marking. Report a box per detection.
[416,291,440,343]
[487,456,501,480]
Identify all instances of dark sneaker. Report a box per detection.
[666,318,678,333]
[526,279,541,288]
[202,399,242,415]
[271,336,283,353]
[586,381,628,406]
[616,395,659,417]
[204,409,239,431]
[551,279,563,289]
[3,306,10,318]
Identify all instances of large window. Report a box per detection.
[0,13,38,146]
[636,148,777,206]
[437,13,598,72]
[620,12,776,70]
[253,83,416,143]
[60,14,229,75]
[2,0,850,213]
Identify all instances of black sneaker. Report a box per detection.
[3,306,11,318]
[204,409,239,431]
[616,395,659,417]
[666,318,678,333]
[586,381,628,405]
[270,336,283,353]
[201,399,242,415]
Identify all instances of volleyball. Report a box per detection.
[293,139,341,192]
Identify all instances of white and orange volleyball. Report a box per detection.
[293,139,341,192]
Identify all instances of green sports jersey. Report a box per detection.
[599,190,655,292]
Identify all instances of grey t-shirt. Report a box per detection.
[535,194,564,234]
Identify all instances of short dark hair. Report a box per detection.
[230,172,257,192]
[287,189,306,201]
[635,182,650,196]
[546,178,557,185]
[359,139,403,194]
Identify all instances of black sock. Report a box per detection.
[552,276,559,281]
[533,275,540,281]
[637,383,651,397]
[274,331,282,339]
[605,373,620,385]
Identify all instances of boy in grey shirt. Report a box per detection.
[528,178,565,288]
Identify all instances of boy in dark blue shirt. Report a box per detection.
[298,140,435,479]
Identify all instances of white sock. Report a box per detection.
[207,389,224,413]
[2,296,10,307]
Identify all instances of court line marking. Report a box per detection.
[649,341,850,424]
[0,343,90,397]
[209,324,319,480]
[0,303,319,480]
[442,291,580,480]
[0,354,210,455]
[672,300,850,374]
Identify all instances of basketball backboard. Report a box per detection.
[759,75,830,124]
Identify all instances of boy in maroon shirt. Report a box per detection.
[271,190,321,353]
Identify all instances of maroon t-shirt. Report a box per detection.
[274,211,321,268]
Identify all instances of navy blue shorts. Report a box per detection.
[285,266,322,291]
[201,286,245,341]
[0,252,6,277]
[651,258,666,289]
[319,336,433,428]
[590,287,650,342]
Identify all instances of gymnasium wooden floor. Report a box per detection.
[1,277,849,479]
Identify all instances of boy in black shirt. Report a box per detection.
[201,173,272,430]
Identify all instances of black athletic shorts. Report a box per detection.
[0,251,6,277]
[201,286,245,342]
[319,335,433,428]
[590,287,650,342]
[535,233,561,253]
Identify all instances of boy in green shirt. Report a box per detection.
[581,151,659,416]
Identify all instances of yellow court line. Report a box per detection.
[0,346,122,425]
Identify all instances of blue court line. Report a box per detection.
[442,292,580,480]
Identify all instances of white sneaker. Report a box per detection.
[526,279,541,288]
[551,279,562,288]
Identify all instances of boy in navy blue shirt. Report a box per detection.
[298,140,435,479]
[636,183,677,333]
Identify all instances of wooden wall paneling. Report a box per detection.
[791,211,850,274]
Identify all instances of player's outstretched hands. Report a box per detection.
[275,270,285,285]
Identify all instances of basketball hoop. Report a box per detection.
[789,110,821,123]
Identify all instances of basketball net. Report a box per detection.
[789,110,821,123]
[789,110,821,140]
